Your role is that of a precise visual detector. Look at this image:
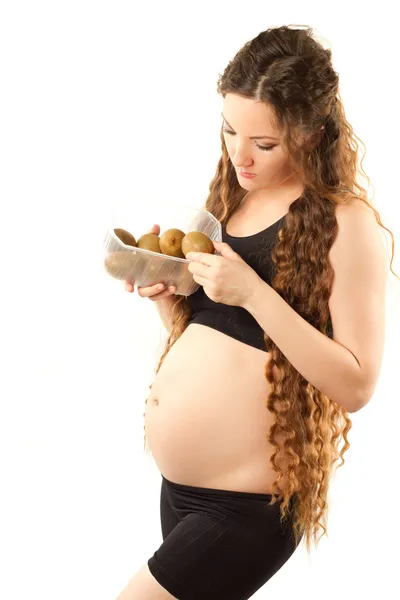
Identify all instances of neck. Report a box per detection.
[242,183,304,208]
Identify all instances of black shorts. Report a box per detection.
[147,475,302,600]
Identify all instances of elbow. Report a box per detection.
[346,401,363,414]
[332,384,371,414]
[349,383,375,414]
[345,363,378,413]
[325,365,376,414]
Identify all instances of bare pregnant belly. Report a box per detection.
[144,323,289,494]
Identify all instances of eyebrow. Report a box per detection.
[221,113,279,141]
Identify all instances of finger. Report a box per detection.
[187,252,218,267]
[148,288,177,301]
[137,283,167,298]
[138,284,176,299]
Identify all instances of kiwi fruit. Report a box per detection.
[181,231,215,257]
[159,228,186,258]
[104,251,138,279]
[137,233,161,253]
[114,228,137,247]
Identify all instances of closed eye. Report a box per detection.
[222,127,275,151]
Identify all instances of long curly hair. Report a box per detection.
[143,25,399,555]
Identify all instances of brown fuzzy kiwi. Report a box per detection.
[104,251,138,279]
[136,233,161,253]
[114,228,137,247]
[159,228,186,258]
[181,231,215,257]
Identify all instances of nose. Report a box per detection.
[233,158,255,172]
[231,146,255,170]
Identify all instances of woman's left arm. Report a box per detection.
[243,202,389,413]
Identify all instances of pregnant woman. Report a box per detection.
[116,25,398,600]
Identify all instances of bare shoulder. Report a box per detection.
[330,195,388,271]
[333,195,382,239]
[335,195,375,216]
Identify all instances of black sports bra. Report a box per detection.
[187,212,334,352]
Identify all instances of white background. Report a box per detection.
[1,1,399,599]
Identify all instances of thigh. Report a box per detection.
[148,476,302,600]
[114,563,179,600]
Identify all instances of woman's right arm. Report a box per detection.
[124,224,178,334]
[125,280,176,334]
[153,295,176,334]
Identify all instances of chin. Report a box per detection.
[238,178,256,186]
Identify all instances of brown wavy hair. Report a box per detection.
[143,25,399,555]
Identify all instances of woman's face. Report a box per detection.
[222,93,300,192]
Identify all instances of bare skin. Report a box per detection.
[116,94,310,598]
[114,564,179,600]
[134,95,306,495]
[125,214,296,496]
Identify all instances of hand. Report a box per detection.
[186,240,262,307]
[124,224,177,301]
[125,280,176,301]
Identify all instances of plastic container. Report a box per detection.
[103,202,222,296]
